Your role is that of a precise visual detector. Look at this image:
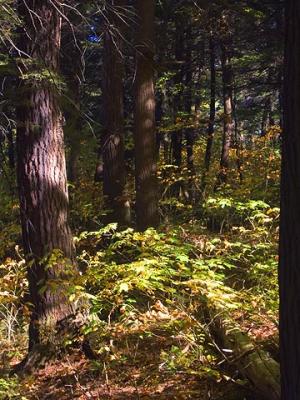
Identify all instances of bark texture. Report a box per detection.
[102,0,130,226]
[134,0,158,231]
[279,0,300,398]
[16,0,77,351]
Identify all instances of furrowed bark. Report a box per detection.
[16,0,79,356]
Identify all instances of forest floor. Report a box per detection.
[0,280,276,400]
[0,194,280,399]
[4,313,270,400]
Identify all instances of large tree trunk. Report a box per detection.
[16,0,77,354]
[102,0,130,226]
[279,0,300,398]
[134,0,159,231]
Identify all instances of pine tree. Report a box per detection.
[134,0,159,231]
[16,0,78,361]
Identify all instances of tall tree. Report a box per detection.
[16,0,77,357]
[61,15,84,183]
[171,15,184,172]
[216,11,234,187]
[183,21,196,202]
[102,0,130,226]
[202,34,216,191]
[279,0,300,398]
[134,0,159,231]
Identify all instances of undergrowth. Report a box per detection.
[0,143,279,397]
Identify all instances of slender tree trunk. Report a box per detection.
[233,86,243,183]
[102,0,130,226]
[0,131,4,172]
[134,0,159,231]
[269,95,275,127]
[16,0,77,354]
[61,13,84,184]
[279,0,300,398]
[234,121,243,184]
[65,60,82,183]
[278,69,284,130]
[62,22,82,183]
[202,35,216,192]
[7,127,15,170]
[65,72,82,183]
[194,39,205,127]
[261,97,270,136]
[161,86,171,164]
[216,33,234,188]
[171,17,184,197]
[184,23,195,196]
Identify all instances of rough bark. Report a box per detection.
[16,0,77,353]
[279,0,300,398]
[134,0,159,231]
[102,0,130,226]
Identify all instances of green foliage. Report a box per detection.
[0,1,283,395]
[0,253,28,343]
[75,202,278,347]
[0,376,26,400]
[203,196,279,231]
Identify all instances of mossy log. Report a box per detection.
[210,312,280,400]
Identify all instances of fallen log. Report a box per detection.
[210,311,280,400]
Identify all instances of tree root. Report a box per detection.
[12,312,98,375]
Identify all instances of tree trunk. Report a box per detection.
[216,21,234,188]
[233,86,243,183]
[184,23,195,202]
[194,39,205,127]
[261,97,270,136]
[170,16,184,198]
[61,15,83,184]
[279,0,300,398]
[16,0,77,354]
[134,0,159,231]
[202,35,216,192]
[102,0,130,226]
[7,127,15,170]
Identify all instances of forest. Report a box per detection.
[0,0,297,399]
